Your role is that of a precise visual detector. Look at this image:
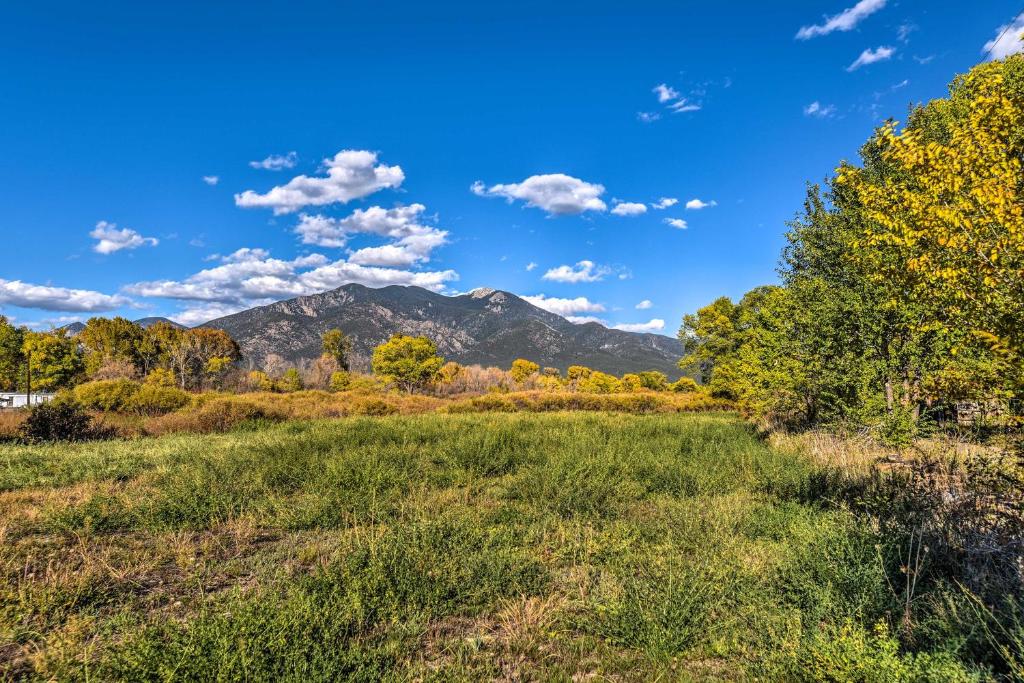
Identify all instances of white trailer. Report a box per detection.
[0,393,56,409]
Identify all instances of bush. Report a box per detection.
[18,402,110,443]
[145,398,286,435]
[144,368,177,388]
[72,379,140,411]
[670,377,699,393]
[246,370,275,392]
[129,385,192,415]
[277,368,304,393]
[329,371,351,392]
[578,371,621,394]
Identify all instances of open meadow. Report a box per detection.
[2,410,1002,681]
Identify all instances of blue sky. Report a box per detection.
[1,1,1020,335]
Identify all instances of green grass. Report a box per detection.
[0,412,983,680]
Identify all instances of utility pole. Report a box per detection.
[25,348,31,407]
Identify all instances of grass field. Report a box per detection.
[0,412,987,680]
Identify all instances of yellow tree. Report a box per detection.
[836,57,1024,365]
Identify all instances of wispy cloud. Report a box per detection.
[664,218,688,230]
[249,151,298,171]
[796,0,887,40]
[804,101,837,118]
[685,198,717,210]
[847,46,895,71]
[635,299,653,310]
[202,175,219,186]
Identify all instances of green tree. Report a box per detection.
[371,335,444,392]
[22,330,84,392]
[322,329,353,371]
[0,316,25,391]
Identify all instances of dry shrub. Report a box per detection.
[0,410,27,442]
[446,390,731,415]
[145,397,287,435]
[91,358,140,381]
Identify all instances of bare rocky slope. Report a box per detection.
[200,284,685,377]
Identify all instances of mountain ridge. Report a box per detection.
[200,284,685,377]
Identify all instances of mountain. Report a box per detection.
[60,317,184,335]
[201,284,685,377]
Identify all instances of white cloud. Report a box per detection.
[235,150,404,214]
[635,299,653,310]
[294,204,448,266]
[668,99,701,113]
[664,218,688,230]
[685,198,717,210]
[202,175,219,186]
[90,221,159,255]
[637,111,661,123]
[526,262,538,271]
[249,151,298,171]
[0,279,131,312]
[566,315,607,325]
[796,0,887,40]
[541,260,610,283]
[613,318,666,333]
[472,174,607,216]
[651,197,678,210]
[610,201,647,216]
[847,46,895,71]
[804,101,837,118]
[653,83,680,103]
[984,16,1024,59]
[521,294,606,316]
[127,247,458,309]
[170,303,248,327]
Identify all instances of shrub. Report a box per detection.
[670,377,699,393]
[145,397,286,435]
[277,368,304,392]
[329,370,351,392]
[71,379,140,411]
[246,370,275,392]
[578,371,621,394]
[144,368,176,387]
[129,385,191,415]
[637,370,669,391]
[510,358,540,384]
[620,373,643,392]
[18,402,109,443]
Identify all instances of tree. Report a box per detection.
[78,317,145,376]
[322,329,353,371]
[509,358,540,384]
[0,316,25,391]
[636,371,669,391]
[21,330,84,391]
[371,335,444,392]
[836,56,1024,363]
[277,368,303,392]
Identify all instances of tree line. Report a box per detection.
[678,56,1023,439]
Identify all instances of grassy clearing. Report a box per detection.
[0,412,991,680]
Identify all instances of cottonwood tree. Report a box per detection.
[322,329,352,371]
[371,334,444,392]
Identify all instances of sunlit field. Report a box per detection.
[1,411,988,681]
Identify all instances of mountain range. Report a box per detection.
[201,284,685,377]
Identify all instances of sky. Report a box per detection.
[1,1,1021,336]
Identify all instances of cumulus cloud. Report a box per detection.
[170,303,249,327]
[472,174,606,216]
[664,218,688,230]
[521,294,605,316]
[0,279,131,312]
[126,247,458,310]
[294,204,448,266]
[804,101,837,118]
[541,260,610,284]
[610,201,647,216]
[796,0,887,40]
[566,315,607,325]
[613,318,666,333]
[984,16,1024,59]
[685,198,717,210]
[526,262,538,271]
[235,150,404,214]
[847,46,895,71]
[202,175,219,186]
[651,197,678,210]
[249,151,298,170]
[635,299,653,310]
[90,221,159,255]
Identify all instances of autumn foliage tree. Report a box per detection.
[371,335,444,392]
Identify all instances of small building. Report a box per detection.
[0,393,56,409]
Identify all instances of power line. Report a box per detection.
[986,6,1024,57]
